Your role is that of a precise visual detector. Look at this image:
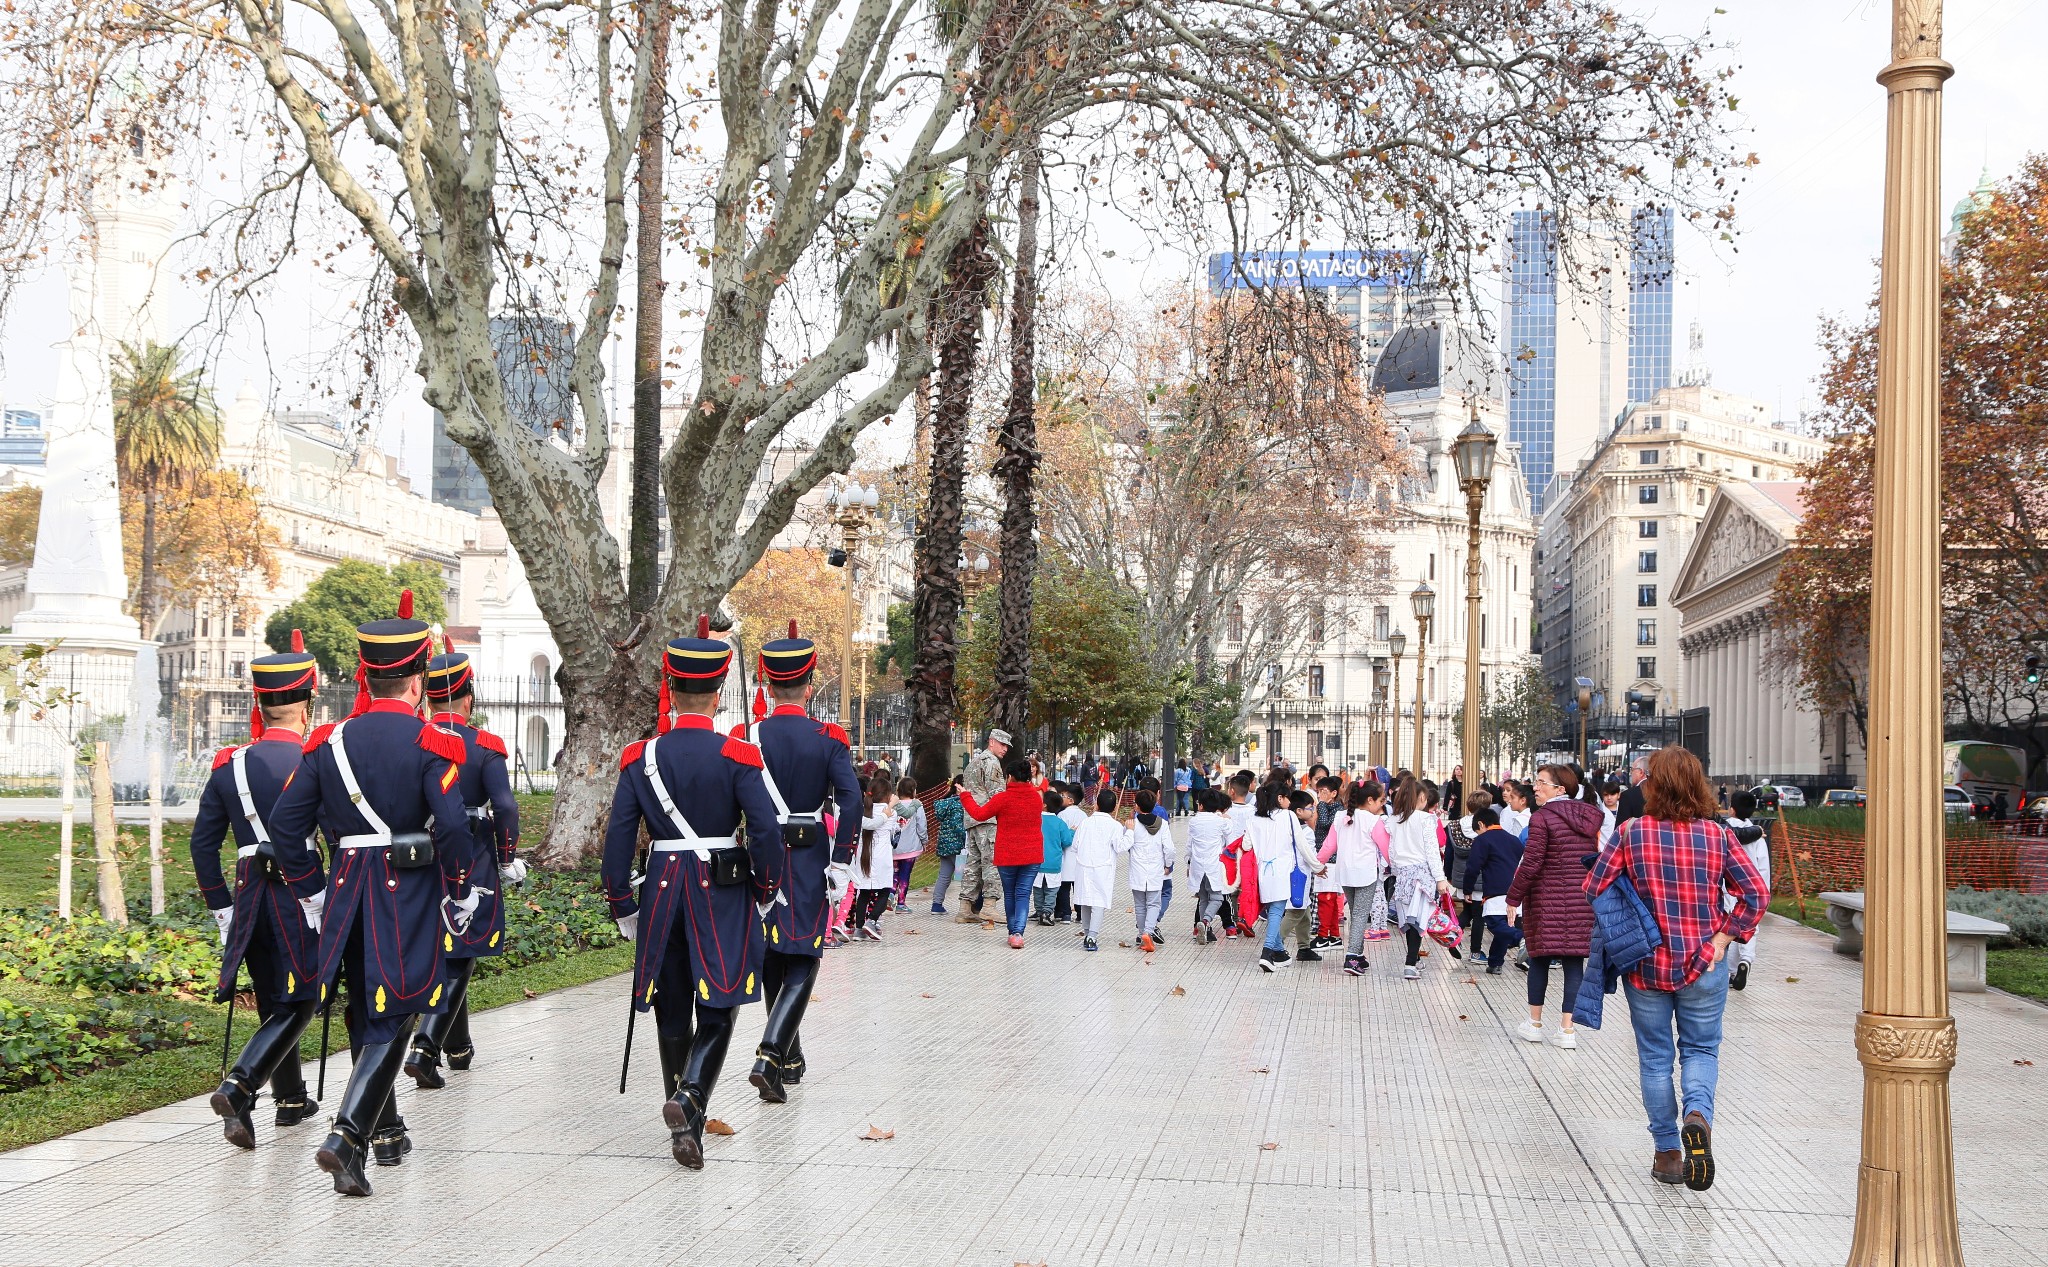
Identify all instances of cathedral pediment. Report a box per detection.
[1671,482,1805,607]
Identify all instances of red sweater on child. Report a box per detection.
[959,781,1047,867]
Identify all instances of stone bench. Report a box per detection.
[1817,891,2010,993]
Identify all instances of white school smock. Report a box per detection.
[1385,810,1447,884]
[1066,812,1123,910]
[1244,812,1303,904]
[1185,811,1229,892]
[1120,815,1173,893]
[1327,810,1385,889]
[851,812,895,889]
[1057,805,1088,881]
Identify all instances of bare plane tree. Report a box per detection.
[0,0,1744,862]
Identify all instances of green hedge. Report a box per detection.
[0,913,217,999]
[1945,887,2048,948]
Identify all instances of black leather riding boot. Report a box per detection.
[662,1004,735,1170]
[214,998,319,1148]
[407,958,474,1088]
[751,953,817,1104]
[316,1028,410,1198]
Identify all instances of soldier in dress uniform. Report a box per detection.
[405,650,523,1089]
[265,591,477,1197]
[742,622,861,1104]
[193,631,326,1149]
[601,618,785,1169]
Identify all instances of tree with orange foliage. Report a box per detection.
[1776,156,2048,768]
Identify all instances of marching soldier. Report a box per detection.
[194,631,325,1149]
[266,591,476,1197]
[742,623,861,1104]
[601,618,785,1169]
[405,650,523,1089]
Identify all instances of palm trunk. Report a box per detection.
[990,141,1042,738]
[907,226,993,792]
[136,482,158,637]
[628,3,672,615]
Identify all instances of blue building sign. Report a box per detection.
[1207,249,1421,291]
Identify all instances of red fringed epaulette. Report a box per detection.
[721,736,764,769]
[302,723,338,753]
[418,723,466,765]
[211,745,240,771]
[818,722,850,748]
[728,723,748,740]
[475,730,508,757]
[619,739,648,771]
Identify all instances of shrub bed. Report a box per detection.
[0,913,217,998]
[1945,887,2048,947]
[0,997,202,1092]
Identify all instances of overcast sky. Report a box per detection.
[3,0,2043,480]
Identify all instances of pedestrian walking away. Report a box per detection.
[262,594,478,1196]
[1718,790,1770,991]
[1318,779,1387,976]
[192,632,327,1152]
[1068,789,1123,951]
[1384,776,1452,978]
[740,626,861,1103]
[957,751,1047,947]
[1032,790,1075,926]
[599,620,786,1172]
[929,777,966,913]
[1120,790,1173,950]
[1506,764,1601,1048]
[1585,746,1768,1191]
[405,651,522,1092]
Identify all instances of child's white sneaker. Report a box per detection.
[1516,1020,1545,1043]
[1550,1027,1578,1049]
[1401,965,1420,980]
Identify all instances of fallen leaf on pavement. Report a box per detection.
[1457,1015,1468,1021]
[981,921,997,930]
[1785,976,1800,983]
[1259,1142,1279,1151]
[2015,1059,2035,1067]
[704,1119,736,1136]
[1463,977,1478,985]
[920,992,935,999]
[1170,985,1187,996]
[860,1125,895,1141]
[1119,941,1131,948]
[1418,949,1430,958]
[1251,1066,1269,1074]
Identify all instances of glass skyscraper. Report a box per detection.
[431,315,578,513]
[1504,207,1675,516]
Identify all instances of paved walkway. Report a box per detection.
[2,876,2045,1265]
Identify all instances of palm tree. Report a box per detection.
[112,340,220,636]
[989,133,1042,740]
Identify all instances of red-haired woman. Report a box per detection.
[1587,746,1767,1192]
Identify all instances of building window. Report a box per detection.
[1373,605,1389,640]
[1639,520,1659,538]
[1637,620,1657,646]
[1265,606,1282,641]
[1428,667,1436,695]
[1696,487,1708,505]
[1638,584,1657,606]
[1307,729,1324,756]
[1638,657,1657,678]
[1639,449,1660,465]
[1308,665,1325,698]
[1228,604,1244,642]
[1428,553,1436,580]
[1752,464,1761,477]
[1481,613,1488,648]
[1309,607,1327,644]
[1638,485,1660,505]
[1638,551,1658,573]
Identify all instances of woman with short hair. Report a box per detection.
[1506,765,1602,1047]
[1587,746,1767,1192]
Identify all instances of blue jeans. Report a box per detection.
[1622,957,1732,1150]
[1157,877,1174,924]
[997,864,1039,936]
[1260,900,1287,952]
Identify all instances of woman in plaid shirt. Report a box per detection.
[1586,746,1768,1193]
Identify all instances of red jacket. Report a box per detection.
[959,780,1047,867]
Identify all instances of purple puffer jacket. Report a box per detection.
[1505,795,1603,958]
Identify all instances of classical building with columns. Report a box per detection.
[1670,481,1863,786]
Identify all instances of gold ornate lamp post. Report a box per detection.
[830,482,879,729]
[1849,1,1963,1263]
[1387,631,1406,773]
[1452,408,1498,793]
[1410,581,1434,774]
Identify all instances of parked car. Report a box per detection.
[1822,788,1867,808]
[1749,783,1806,810]
[1943,785,1973,823]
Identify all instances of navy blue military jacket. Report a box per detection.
[749,705,861,957]
[189,732,325,1002]
[600,713,784,1009]
[427,712,519,959]
[267,699,475,1021]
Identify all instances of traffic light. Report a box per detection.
[2028,655,2042,686]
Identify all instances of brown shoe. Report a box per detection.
[1652,1149,1685,1185]
[952,911,982,925]
[1681,1111,1715,1190]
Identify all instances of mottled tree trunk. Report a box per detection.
[628,4,672,615]
[990,141,1042,738]
[533,650,657,868]
[908,226,994,793]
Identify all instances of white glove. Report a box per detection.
[299,891,325,933]
[210,906,234,945]
[501,856,528,886]
[442,890,482,936]
[757,899,774,920]
[825,863,851,904]
[616,913,639,942]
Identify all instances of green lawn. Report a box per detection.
[0,793,647,1152]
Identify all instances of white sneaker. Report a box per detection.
[1550,1027,1578,1049]
[1516,1020,1545,1043]
[1401,965,1420,980]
